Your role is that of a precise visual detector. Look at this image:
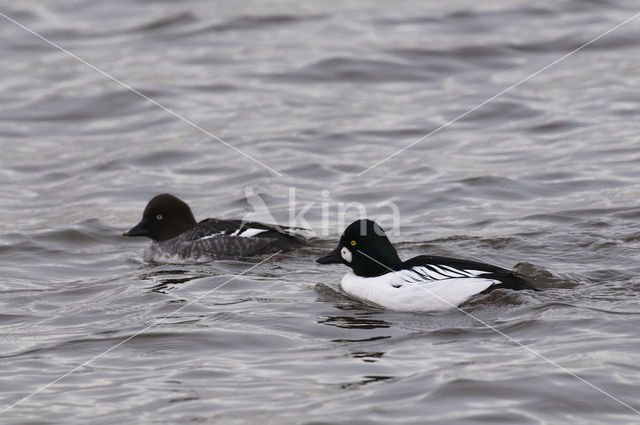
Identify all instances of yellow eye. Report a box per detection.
[350,240,356,246]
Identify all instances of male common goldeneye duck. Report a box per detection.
[316,219,538,312]
[123,193,307,260]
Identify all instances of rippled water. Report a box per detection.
[2,0,640,423]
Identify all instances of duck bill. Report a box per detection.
[123,219,150,238]
[316,245,342,264]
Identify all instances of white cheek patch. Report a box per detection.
[341,247,353,263]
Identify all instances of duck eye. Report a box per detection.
[156,214,163,221]
[350,240,356,246]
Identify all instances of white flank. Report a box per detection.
[340,268,498,312]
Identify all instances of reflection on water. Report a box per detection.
[348,350,386,363]
[141,268,205,293]
[339,375,394,390]
[315,283,393,329]
[319,314,391,330]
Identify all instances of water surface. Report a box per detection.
[1,0,640,423]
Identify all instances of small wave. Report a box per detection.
[271,56,434,83]
[386,45,519,72]
[207,13,325,33]
[134,11,197,32]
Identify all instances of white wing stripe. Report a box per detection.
[439,265,472,277]
[400,265,492,283]
[464,269,490,277]
[238,228,269,238]
[401,266,450,282]
[424,267,449,280]
[431,265,467,278]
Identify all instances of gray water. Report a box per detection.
[2,0,640,423]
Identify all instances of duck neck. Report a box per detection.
[354,249,402,277]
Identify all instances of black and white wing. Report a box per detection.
[197,219,309,242]
[151,218,308,260]
[401,255,537,291]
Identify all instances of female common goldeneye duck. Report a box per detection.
[316,219,538,312]
[123,193,307,260]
